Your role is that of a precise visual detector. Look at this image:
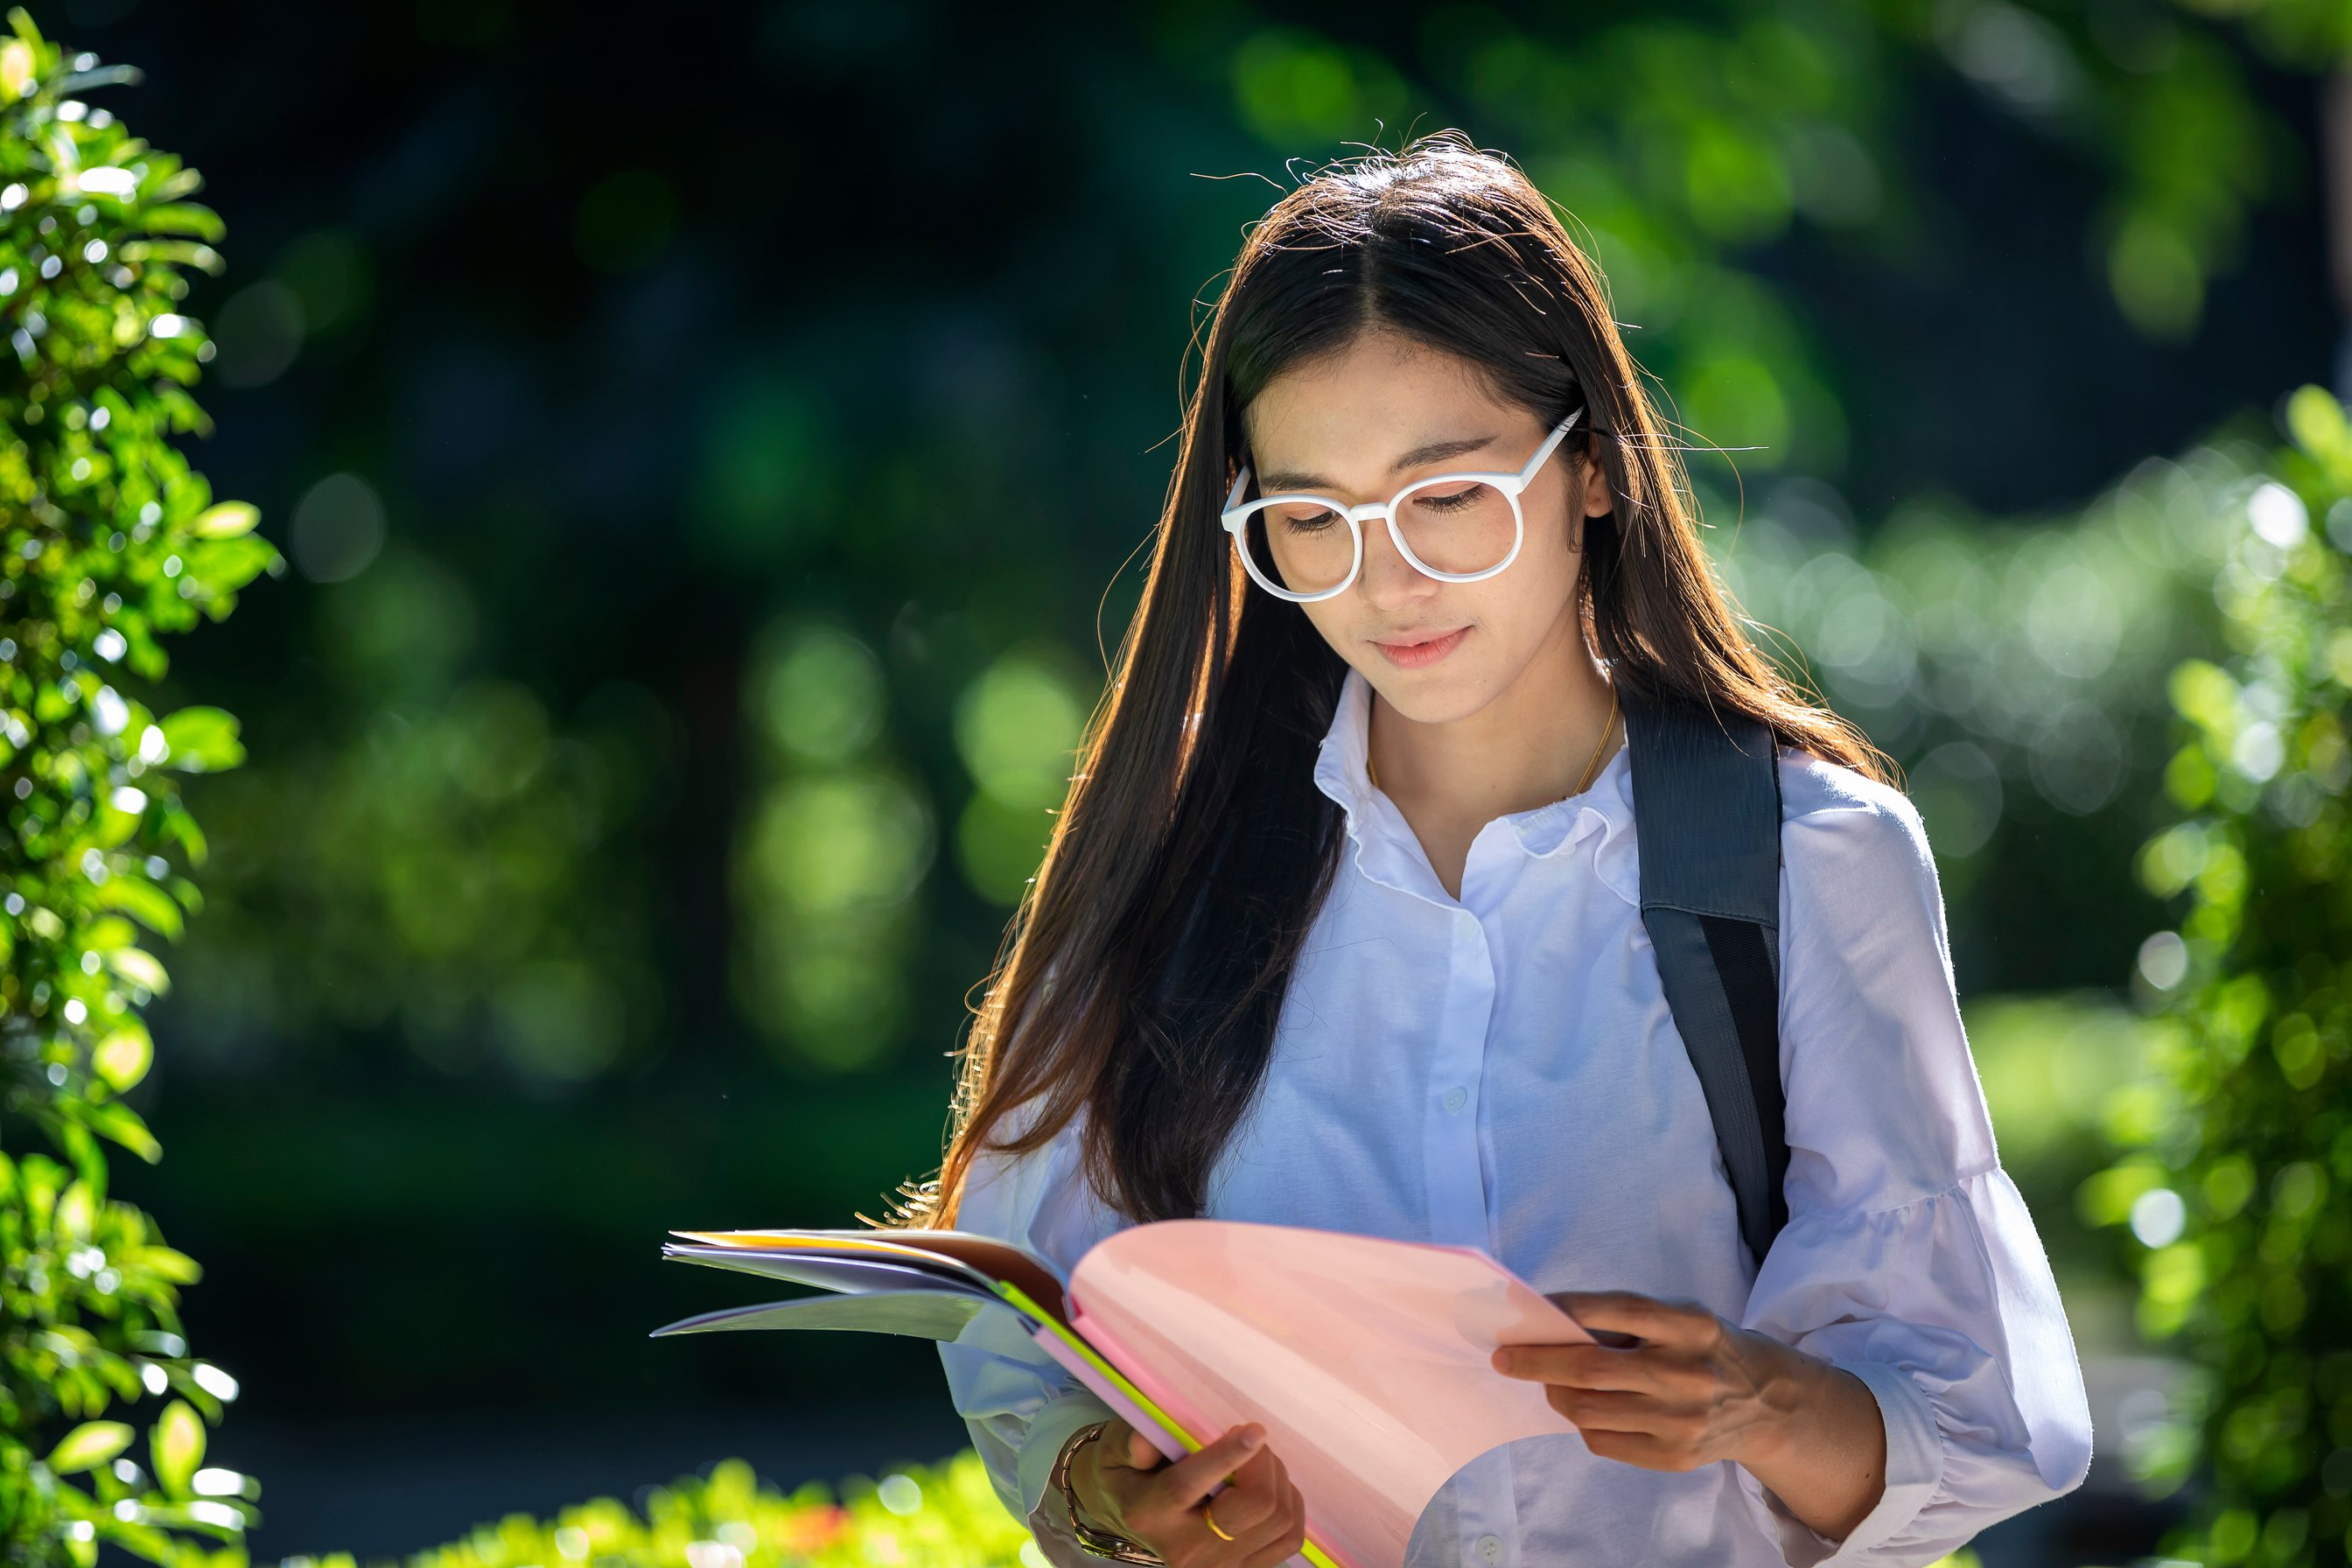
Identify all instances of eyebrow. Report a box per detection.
[1255,433,1500,494]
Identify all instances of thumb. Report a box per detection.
[1123,1421,1167,1470]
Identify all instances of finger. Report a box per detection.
[1198,1467,1280,1538]
[1491,1342,1671,1394]
[1243,1530,1308,1568]
[1215,1445,1298,1537]
[1214,1446,1280,1513]
[1217,1472,1306,1563]
[1541,1383,1675,1433]
[1234,1439,1288,1487]
[1550,1290,1715,1345]
[1236,1482,1310,1567]
[1156,1424,1267,1506]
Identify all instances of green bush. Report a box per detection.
[369,1452,1992,1568]
[0,10,275,1564]
[2094,382,2352,1564]
[375,1452,1033,1568]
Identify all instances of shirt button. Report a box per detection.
[1476,1534,1504,1564]
[1442,1085,1468,1113]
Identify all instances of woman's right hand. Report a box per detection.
[1068,1417,1309,1567]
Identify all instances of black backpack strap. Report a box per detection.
[1618,683,1789,1267]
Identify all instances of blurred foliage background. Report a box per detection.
[3,0,2347,1563]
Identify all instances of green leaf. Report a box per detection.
[0,38,30,101]
[46,1418,135,1474]
[115,239,225,275]
[81,1098,161,1163]
[56,1179,98,1240]
[184,534,277,595]
[138,202,226,242]
[93,873,184,942]
[83,914,139,950]
[188,500,257,539]
[150,1398,204,1497]
[155,706,243,773]
[94,790,144,849]
[159,807,210,868]
[91,1023,154,1092]
[93,1519,174,1566]
[2285,383,2352,476]
[132,1501,248,1538]
[102,945,171,996]
[131,1244,202,1284]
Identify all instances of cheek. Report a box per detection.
[1298,600,1350,652]
[1514,516,1587,625]
[1474,532,1580,641]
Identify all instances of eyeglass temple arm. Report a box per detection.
[1520,406,1584,483]
[1222,461,1251,514]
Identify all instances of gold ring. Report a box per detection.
[1203,1498,1236,1543]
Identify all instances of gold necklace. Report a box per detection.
[1368,682,1620,801]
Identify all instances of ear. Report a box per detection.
[1579,445,1614,519]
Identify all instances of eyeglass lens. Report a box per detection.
[1243,478,1517,595]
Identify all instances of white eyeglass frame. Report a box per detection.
[1220,407,1585,603]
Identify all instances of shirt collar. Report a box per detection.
[1310,666,1639,907]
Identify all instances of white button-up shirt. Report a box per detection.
[939,666,2093,1567]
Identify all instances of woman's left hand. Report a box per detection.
[1488,1289,1799,1472]
[1489,1289,1888,1543]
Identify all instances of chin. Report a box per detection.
[1354,658,1497,727]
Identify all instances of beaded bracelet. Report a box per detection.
[1050,1420,1167,1564]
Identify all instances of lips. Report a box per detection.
[1371,626,1470,669]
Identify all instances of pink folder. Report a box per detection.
[1029,1220,1591,1568]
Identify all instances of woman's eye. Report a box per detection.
[1277,508,1340,533]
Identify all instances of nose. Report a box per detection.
[1355,511,1438,611]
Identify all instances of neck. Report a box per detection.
[1366,609,1619,822]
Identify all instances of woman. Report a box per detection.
[896,132,2093,1567]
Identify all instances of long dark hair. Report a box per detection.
[889,130,1895,1231]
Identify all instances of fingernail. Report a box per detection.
[1239,1425,1265,1449]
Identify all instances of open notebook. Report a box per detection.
[650,1219,1591,1568]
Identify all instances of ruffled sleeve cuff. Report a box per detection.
[1731,1164,2092,1566]
[1737,1359,1945,1566]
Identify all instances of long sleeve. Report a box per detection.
[942,1343,1117,1565]
[1732,780,2095,1566]
[935,1098,1133,1564]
